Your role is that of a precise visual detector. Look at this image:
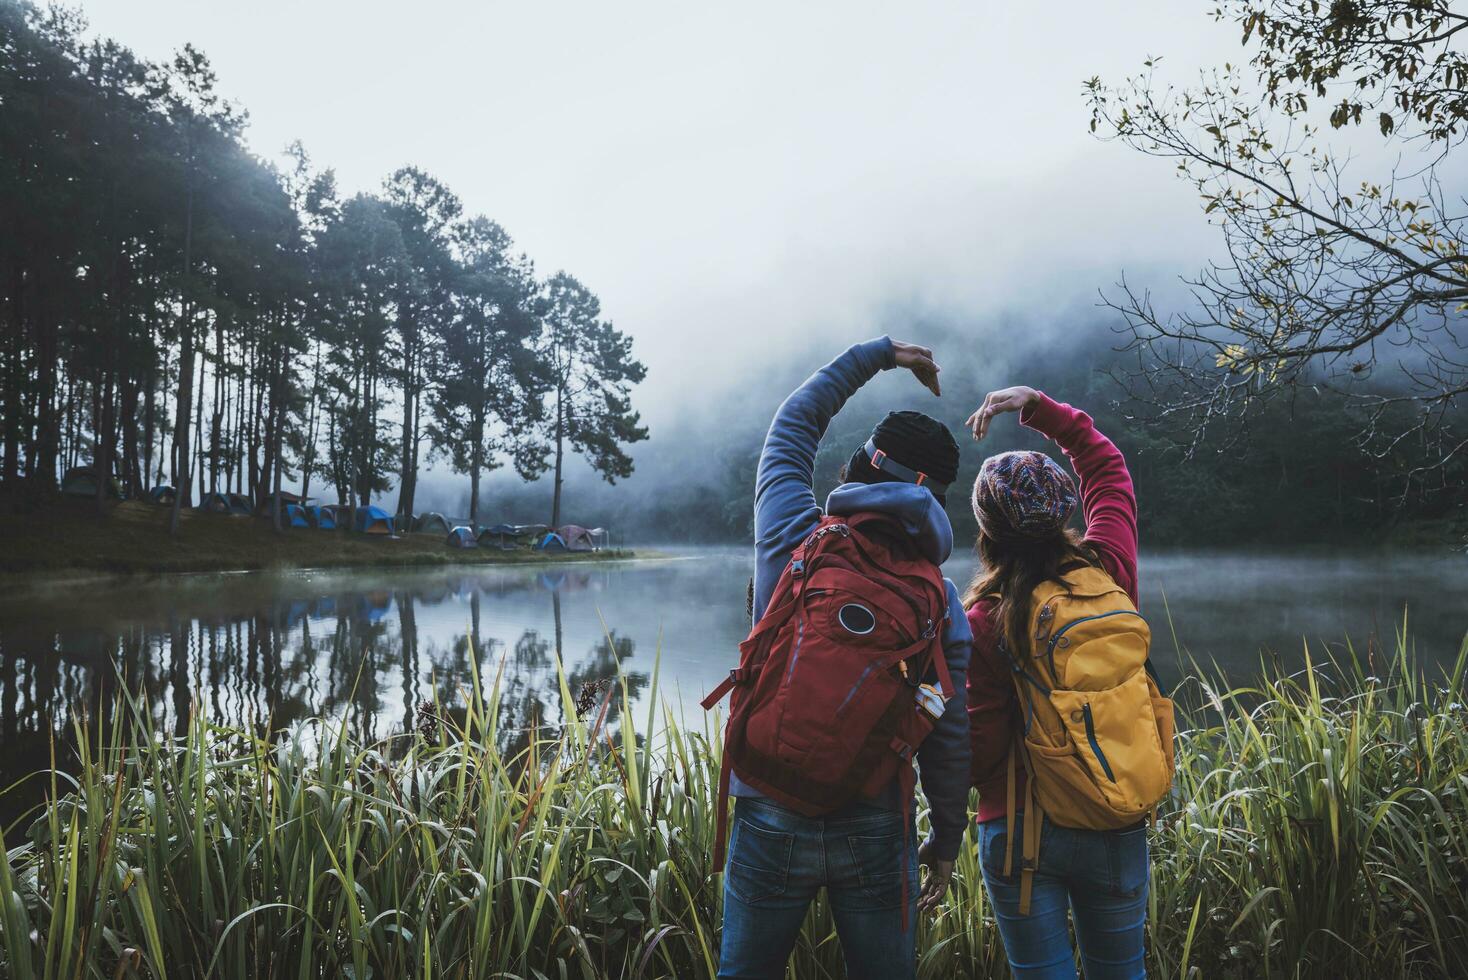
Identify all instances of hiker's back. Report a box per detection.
[964,387,1158,980]
[715,339,969,980]
[719,513,951,813]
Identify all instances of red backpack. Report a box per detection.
[702,512,953,915]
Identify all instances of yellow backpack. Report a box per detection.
[998,564,1175,914]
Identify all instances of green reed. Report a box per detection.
[0,624,1464,979]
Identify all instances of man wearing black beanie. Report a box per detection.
[713,338,972,980]
[844,409,962,507]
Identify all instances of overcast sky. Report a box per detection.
[74,1,1248,431]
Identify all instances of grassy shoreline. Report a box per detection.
[0,499,640,583]
[1,634,1464,979]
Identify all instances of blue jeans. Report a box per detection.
[717,797,918,980]
[978,816,1149,979]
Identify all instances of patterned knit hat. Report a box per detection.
[972,450,1078,541]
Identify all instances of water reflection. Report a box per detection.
[0,562,668,823]
[0,547,1464,823]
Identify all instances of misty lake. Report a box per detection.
[1,547,1465,819]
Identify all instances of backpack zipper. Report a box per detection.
[1043,609,1147,685]
[773,617,807,749]
[783,618,806,686]
[1081,703,1116,782]
[835,661,878,715]
[835,616,937,712]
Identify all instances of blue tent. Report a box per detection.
[354,505,394,535]
[147,485,177,505]
[536,532,568,552]
[445,526,478,549]
[282,503,311,528]
[306,505,336,530]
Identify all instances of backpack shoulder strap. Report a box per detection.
[711,746,734,873]
[700,544,814,710]
[1002,735,1043,917]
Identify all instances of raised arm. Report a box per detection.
[1020,394,1137,599]
[968,386,1138,600]
[752,338,941,615]
[753,338,893,554]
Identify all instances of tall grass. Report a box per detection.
[0,627,1464,979]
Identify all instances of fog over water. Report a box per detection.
[1,548,1462,762]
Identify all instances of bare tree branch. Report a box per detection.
[1085,2,1468,497]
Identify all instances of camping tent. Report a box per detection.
[513,524,551,547]
[477,523,519,550]
[61,466,122,499]
[198,491,250,516]
[306,505,336,529]
[413,512,452,535]
[147,485,177,505]
[535,532,568,552]
[558,525,597,552]
[199,492,229,514]
[323,504,351,530]
[354,504,394,535]
[282,503,311,528]
[258,491,305,517]
[445,526,478,549]
[60,467,99,497]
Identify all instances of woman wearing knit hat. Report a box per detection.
[962,386,1166,980]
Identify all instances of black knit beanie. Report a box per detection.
[846,411,961,501]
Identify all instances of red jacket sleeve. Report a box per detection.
[1019,393,1139,603]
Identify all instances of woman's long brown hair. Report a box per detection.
[963,527,1099,662]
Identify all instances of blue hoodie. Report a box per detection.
[732,337,973,861]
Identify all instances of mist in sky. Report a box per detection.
[70,2,1335,523]
[76,2,1237,414]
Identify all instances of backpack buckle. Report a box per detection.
[790,559,805,577]
[809,523,849,543]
